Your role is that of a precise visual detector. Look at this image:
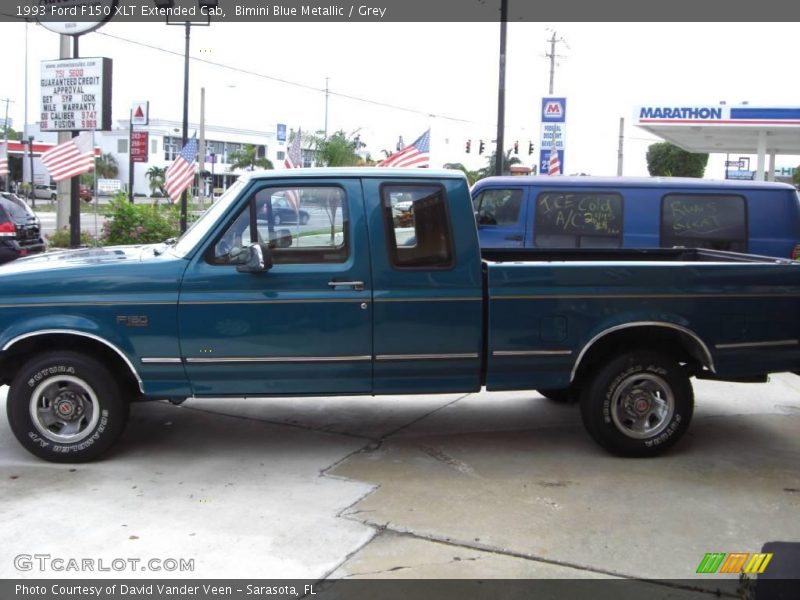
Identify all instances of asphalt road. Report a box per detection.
[1,374,798,589]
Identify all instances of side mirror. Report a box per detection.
[236,243,272,273]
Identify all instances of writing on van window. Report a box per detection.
[666,198,739,237]
[661,194,746,252]
[535,192,622,236]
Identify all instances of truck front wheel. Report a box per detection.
[6,351,129,462]
[579,351,693,457]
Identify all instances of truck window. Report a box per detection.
[534,191,623,248]
[661,194,747,252]
[209,185,348,265]
[473,188,524,226]
[382,183,454,269]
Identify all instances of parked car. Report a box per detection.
[472,176,800,259]
[0,192,46,265]
[259,195,311,225]
[33,184,57,201]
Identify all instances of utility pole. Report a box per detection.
[494,0,507,177]
[616,117,624,176]
[324,77,329,138]
[0,98,12,137]
[545,30,567,95]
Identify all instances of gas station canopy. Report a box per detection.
[634,105,800,181]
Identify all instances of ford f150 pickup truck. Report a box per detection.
[1,168,799,462]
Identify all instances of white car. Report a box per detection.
[33,184,57,201]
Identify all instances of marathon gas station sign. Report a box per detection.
[636,105,800,126]
[539,97,566,174]
[40,57,112,131]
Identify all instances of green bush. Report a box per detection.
[101,198,181,245]
[46,227,97,248]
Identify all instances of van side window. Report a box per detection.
[473,189,524,226]
[534,192,623,248]
[382,184,454,269]
[661,194,747,252]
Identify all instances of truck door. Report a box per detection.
[177,178,373,396]
[362,176,483,394]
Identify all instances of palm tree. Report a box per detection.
[309,130,362,242]
[443,162,480,186]
[145,165,166,196]
[96,152,119,179]
[476,149,522,181]
[228,144,273,171]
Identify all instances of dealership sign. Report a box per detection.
[40,57,112,131]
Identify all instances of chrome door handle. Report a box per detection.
[328,280,365,291]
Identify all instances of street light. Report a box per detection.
[158,0,214,233]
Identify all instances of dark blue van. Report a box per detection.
[471,176,800,259]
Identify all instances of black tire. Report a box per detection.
[6,351,130,462]
[579,351,693,457]
[300,213,310,225]
[537,388,573,403]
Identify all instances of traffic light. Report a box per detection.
[513,141,519,155]
[479,140,485,154]
[528,141,534,155]
[465,139,471,153]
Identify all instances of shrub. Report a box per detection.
[102,198,181,245]
[46,227,97,248]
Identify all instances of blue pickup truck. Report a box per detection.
[1,168,799,462]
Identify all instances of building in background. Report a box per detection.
[22,118,295,196]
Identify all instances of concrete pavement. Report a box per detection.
[1,374,798,588]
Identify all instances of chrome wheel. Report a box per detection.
[610,373,674,439]
[29,375,100,443]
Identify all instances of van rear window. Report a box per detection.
[661,194,747,252]
[534,192,623,248]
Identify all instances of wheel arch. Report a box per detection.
[1,330,144,395]
[571,322,714,385]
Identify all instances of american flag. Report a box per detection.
[283,128,302,211]
[284,127,302,169]
[165,135,198,203]
[41,131,95,182]
[547,137,561,176]
[0,142,8,177]
[378,129,430,168]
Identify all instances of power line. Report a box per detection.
[95,30,472,123]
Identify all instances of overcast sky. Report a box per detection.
[2,20,799,177]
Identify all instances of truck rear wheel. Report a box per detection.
[6,351,129,462]
[579,351,693,457]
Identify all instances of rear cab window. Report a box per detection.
[534,191,623,248]
[660,194,747,252]
[382,183,454,269]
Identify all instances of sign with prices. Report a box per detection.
[40,57,113,131]
[131,131,149,163]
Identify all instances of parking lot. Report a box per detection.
[1,374,798,590]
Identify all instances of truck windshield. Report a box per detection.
[170,178,247,258]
